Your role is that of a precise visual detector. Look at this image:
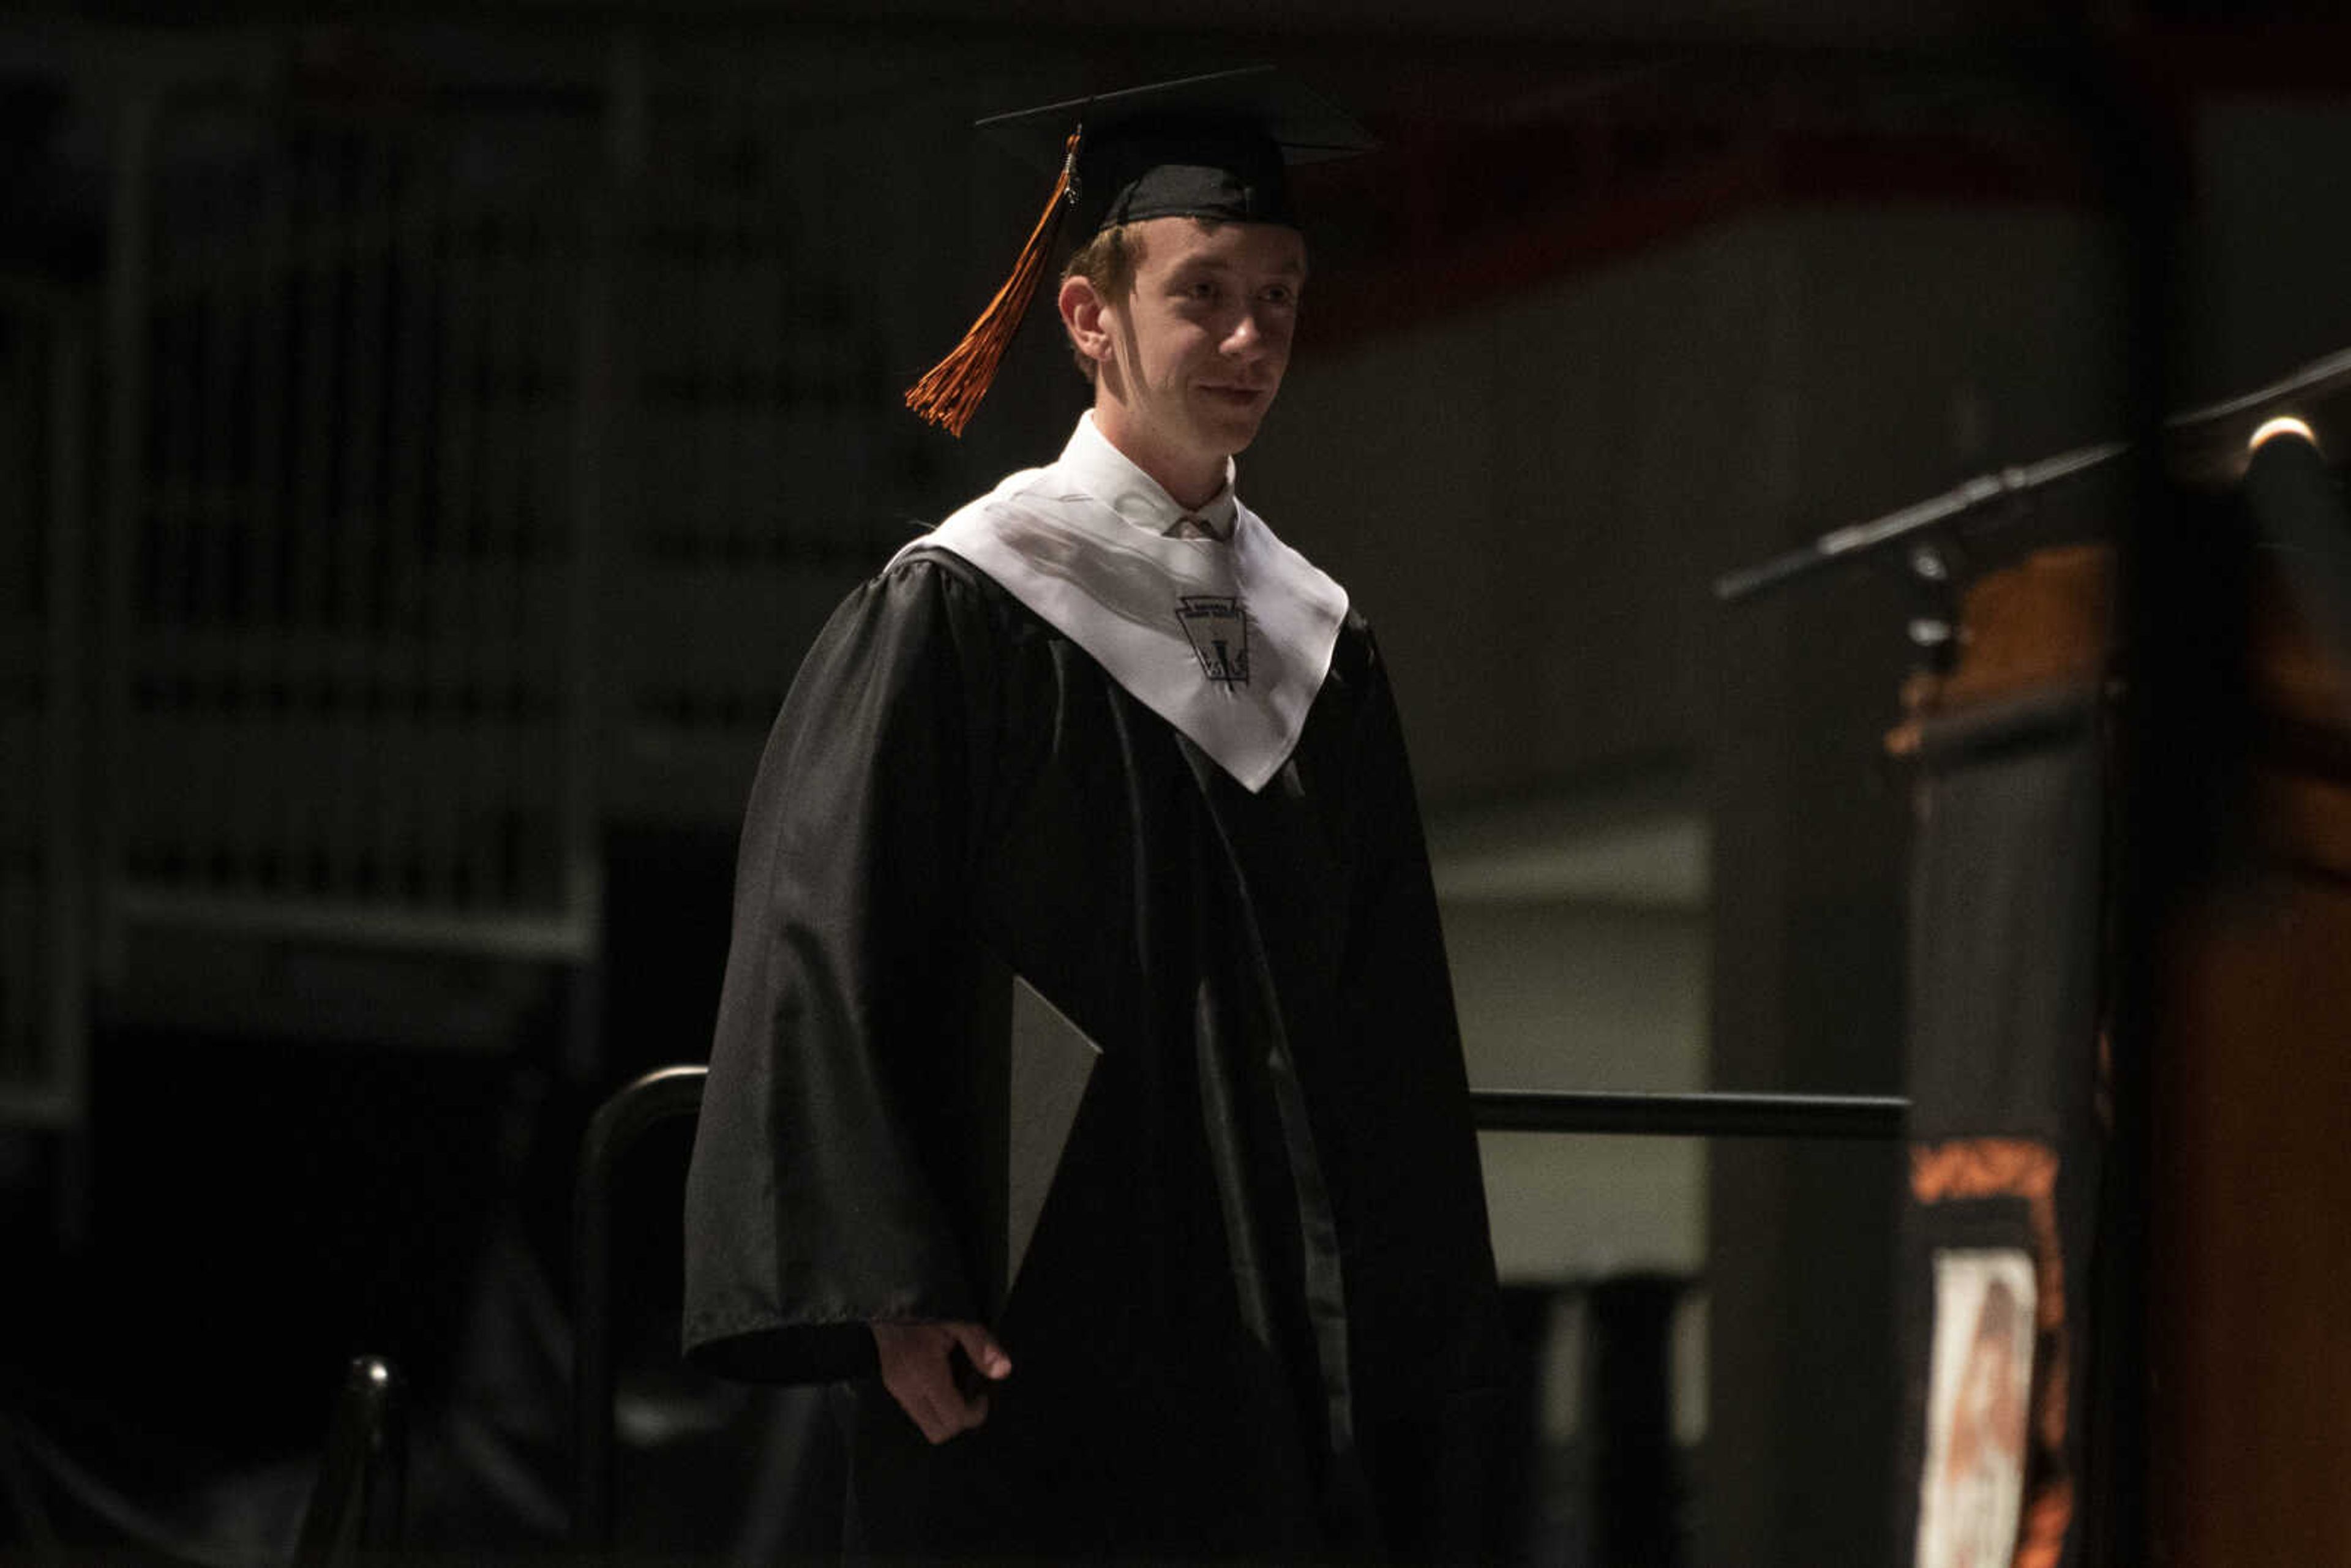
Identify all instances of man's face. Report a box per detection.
[1095,217,1307,486]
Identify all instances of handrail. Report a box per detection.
[290,1355,407,1567]
[567,1064,1907,1552]
[1470,1088,1905,1141]
[571,1064,708,1554]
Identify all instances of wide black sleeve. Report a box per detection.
[1332,624,1511,1562]
[681,555,1001,1384]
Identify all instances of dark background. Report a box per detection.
[4,4,2349,1564]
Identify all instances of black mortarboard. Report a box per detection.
[904,67,1374,436]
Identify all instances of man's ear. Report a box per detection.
[1058,274,1114,370]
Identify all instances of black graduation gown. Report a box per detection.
[683,547,1503,1564]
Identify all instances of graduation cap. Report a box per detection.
[904,66,1376,437]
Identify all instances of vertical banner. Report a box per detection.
[1896,685,2107,1568]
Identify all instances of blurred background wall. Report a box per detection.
[3,6,2349,1564]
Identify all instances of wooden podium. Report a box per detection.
[1896,541,2351,1566]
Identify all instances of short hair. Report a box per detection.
[1060,222,1140,381]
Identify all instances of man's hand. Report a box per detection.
[870,1321,1013,1444]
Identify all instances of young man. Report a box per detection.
[684,71,1502,1562]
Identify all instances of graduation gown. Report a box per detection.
[684,508,1501,1562]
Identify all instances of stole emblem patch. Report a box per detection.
[1176,595,1251,688]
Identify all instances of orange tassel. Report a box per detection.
[905,127,1084,436]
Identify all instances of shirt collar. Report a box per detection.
[1058,412,1239,542]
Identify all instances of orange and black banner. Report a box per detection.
[1896,686,2107,1568]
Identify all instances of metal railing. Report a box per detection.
[0,277,91,1127]
[290,1356,408,1568]
[569,1062,1907,1553]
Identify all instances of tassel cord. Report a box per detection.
[904,127,1085,436]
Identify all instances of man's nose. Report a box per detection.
[1224,309,1273,356]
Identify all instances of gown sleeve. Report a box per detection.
[681,553,1001,1384]
[1332,625,1511,1561]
